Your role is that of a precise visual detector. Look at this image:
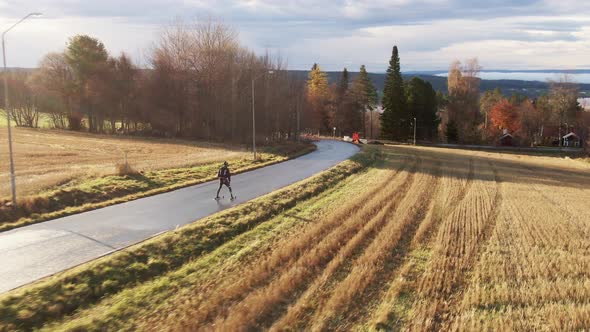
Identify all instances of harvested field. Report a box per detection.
[0,127,249,198]
[5,144,590,331]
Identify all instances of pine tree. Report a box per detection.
[380,46,406,140]
[352,65,378,137]
[333,68,350,135]
[406,77,439,141]
[336,67,349,102]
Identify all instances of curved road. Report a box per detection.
[0,140,358,293]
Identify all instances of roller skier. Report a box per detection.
[215,161,235,201]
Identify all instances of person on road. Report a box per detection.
[216,161,235,200]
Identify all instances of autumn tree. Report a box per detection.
[509,93,527,106]
[480,88,503,131]
[548,76,580,146]
[489,99,520,135]
[518,98,541,146]
[446,58,481,143]
[307,63,330,133]
[381,45,406,140]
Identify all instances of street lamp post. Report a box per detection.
[2,12,42,208]
[413,117,417,146]
[251,70,274,160]
[369,109,373,139]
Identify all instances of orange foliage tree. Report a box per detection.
[489,99,520,135]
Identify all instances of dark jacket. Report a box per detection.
[218,166,231,180]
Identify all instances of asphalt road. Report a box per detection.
[0,140,358,294]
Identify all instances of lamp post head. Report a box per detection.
[30,13,43,17]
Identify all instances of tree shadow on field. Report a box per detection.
[373,145,590,190]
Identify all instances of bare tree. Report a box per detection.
[32,52,77,129]
[22,19,307,145]
[0,72,39,127]
[549,75,579,146]
[446,58,482,143]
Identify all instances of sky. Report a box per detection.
[1,0,590,73]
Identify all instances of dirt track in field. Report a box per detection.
[130,145,590,331]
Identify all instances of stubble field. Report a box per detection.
[9,144,589,331]
[145,145,590,331]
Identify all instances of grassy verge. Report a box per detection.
[0,147,380,332]
[0,142,315,233]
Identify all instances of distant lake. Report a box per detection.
[435,72,590,84]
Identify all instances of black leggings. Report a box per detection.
[217,178,233,197]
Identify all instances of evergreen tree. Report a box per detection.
[380,46,406,140]
[65,35,109,133]
[446,120,459,143]
[333,68,350,135]
[352,65,378,137]
[406,77,439,141]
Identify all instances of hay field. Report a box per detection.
[8,145,590,331]
[0,127,248,198]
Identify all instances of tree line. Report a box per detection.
[0,19,309,144]
[442,59,588,146]
[304,64,379,138]
[305,47,440,142]
[3,25,586,147]
[375,46,588,146]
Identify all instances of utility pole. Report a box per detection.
[413,117,417,145]
[370,109,373,139]
[251,78,256,159]
[296,109,300,142]
[251,70,274,159]
[2,12,42,208]
[558,119,562,148]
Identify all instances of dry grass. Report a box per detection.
[0,127,249,198]
[171,157,407,330]
[0,148,378,332]
[17,144,590,331]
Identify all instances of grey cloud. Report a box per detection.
[1,0,588,70]
[0,0,567,23]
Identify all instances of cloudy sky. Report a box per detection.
[1,0,589,72]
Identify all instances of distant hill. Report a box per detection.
[287,70,590,99]
[8,67,590,99]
